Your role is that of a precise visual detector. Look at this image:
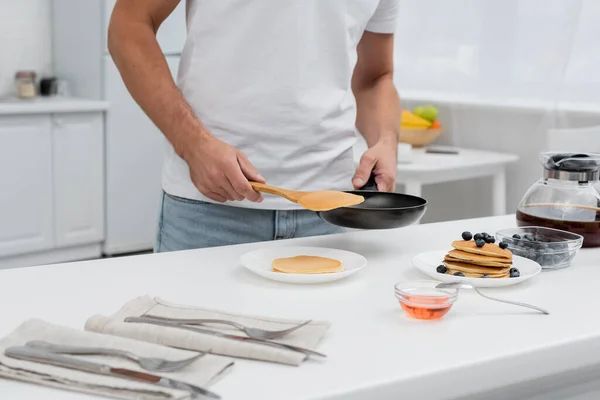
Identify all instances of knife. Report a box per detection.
[124,316,326,359]
[4,346,220,399]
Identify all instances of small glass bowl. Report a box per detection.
[496,226,583,270]
[394,280,458,320]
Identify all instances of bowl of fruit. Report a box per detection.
[399,105,443,147]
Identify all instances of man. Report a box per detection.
[108,0,401,251]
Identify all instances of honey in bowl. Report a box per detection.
[394,281,458,321]
[400,294,452,320]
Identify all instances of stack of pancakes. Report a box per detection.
[444,240,513,278]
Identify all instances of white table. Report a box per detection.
[2,215,600,399]
[354,143,519,215]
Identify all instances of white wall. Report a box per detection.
[0,1,52,97]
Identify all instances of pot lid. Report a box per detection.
[540,152,600,181]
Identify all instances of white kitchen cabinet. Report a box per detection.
[0,98,108,269]
[0,116,53,257]
[53,113,105,247]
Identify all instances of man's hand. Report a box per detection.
[353,138,397,192]
[185,137,265,203]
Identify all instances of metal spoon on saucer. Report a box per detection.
[436,282,549,315]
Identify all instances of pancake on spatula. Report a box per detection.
[452,240,512,260]
[272,255,344,274]
[446,249,512,265]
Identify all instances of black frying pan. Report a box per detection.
[317,175,427,229]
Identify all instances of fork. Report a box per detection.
[141,315,312,340]
[25,341,206,372]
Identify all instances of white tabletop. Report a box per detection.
[353,140,518,185]
[0,215,598,399]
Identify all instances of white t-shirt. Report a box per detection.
[162,0,400,209]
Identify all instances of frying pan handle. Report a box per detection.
[359,173,378,192]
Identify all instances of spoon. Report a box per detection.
[436,282,549,315]
[250,182,364,211]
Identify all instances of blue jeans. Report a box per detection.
[155,192,346,252]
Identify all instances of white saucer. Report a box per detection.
[240,246,367,284]
[412,250,542,288]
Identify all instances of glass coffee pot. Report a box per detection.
[517,152,600,248]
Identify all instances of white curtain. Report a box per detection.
[394,0,599,105]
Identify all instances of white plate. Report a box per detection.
[240,246,367,284]
[412,250,542,288]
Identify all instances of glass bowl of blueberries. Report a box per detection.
[496,227,583,270]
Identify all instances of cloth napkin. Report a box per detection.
[85,296,330,366]
[0,319,233,400]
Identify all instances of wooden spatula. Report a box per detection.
[250,182,364,211]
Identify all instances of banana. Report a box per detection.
[401,110,432,128]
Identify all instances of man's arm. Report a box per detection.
[108,0,263,203]
[351,31,400,191]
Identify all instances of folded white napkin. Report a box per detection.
[0,319,233,400]
[85,296,330,366]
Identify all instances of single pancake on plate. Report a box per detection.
[272,255,344,274]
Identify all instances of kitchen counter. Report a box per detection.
[0,96,109,115]
[1,215,600,399]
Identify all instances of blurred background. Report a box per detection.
[0,0,599,268]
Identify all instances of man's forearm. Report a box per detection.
[108,15,209,161]
[354,73,401,148]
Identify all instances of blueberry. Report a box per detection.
[511,248,528,257]
[475,239,485,248]
[473,233,483,241]
[548,242,568,251]
[453,272,465,277]
[436,265,448,274]
[539,255,553,266]
[484,236,495,244]
[481,275,490,278]
[512,234,521,239]
[462,231,473,241]
[481,232,490,237]
[510,268,520,278]
[499,241,509,249]
[523,234,534,241]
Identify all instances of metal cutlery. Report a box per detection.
[436,282,550,315]
[124,316,326,358]
[25,340,205,372]
[5,346,221,399]
[141,315,312,340]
